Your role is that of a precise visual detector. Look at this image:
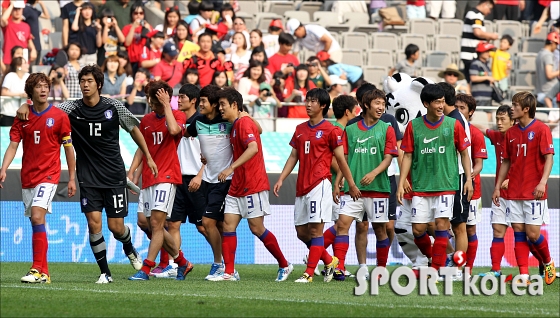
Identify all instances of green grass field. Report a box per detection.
[1,263,558,317]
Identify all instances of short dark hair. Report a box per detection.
[25,73,51,99]
[512,91,536,118]
[198,32,213,42]
[332,95,357,119]
[496,104,513,119]
[356,82,377,108]
[67,42,84,60]
[306,88,331,116]
[278,32,295,46]
[145,80,173,107]
[78,65,104,91]
[129,3,145,22]
[437,82,456,106]
[179,84,201,108]
[404,44,420,59]
[217,87,243,111]
[456,93,477,116]
[187,0,200,15]
[478,0,494,5]
[420,84,445,105]
[362,89,386,111]
[199,0,214,12]
[501,34,514,46]
[200,84,221,106]
[250,46,269,67]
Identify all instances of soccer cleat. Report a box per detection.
[96,273,114,284]
[153,264,178,279]
[544,261,556,285]
[323,256,339,282]
[437,270,463,282]
[234,269,240,281]
[275,263,294,282]
[127,248,143,271]
[176,260,194,281]
[208,273,238,281]
[129,270,149,281]
[478,270,501,278]
[344,270,355,278]
[40,273,51,284]
[21,269,42,283]
[205,263,223,280]
[333,268,345,281]
[294,273,312,283]
[149,266,166,276]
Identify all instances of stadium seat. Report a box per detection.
[267,1,295,16]
[515,53,538,70]
[409,19,437,37]
[342,12,370,26]
[52,17,63,32]
[340,49,364,66]
[367,49,394,68]
[352,24,379,34]
[363,66,388,87]
[238,1,261,16]
[529,22,549,40]
[342,32,369,50]
[382,25,409,36]
[513,70,536,87]
[495,20,523,40]
[49,32,62,49]
[313,11,339,26]
[434,34,461,54]
[372,32,399,52]
[400,34,428,53]
[144,3,164,28]
[325,24,351,34]
[255,13,283,31]
[298,1,322,17]
[420,67,442,82]
[329,32,340,44]
[43,0,60,18]
[425,51,452,68]
[484,20,494,33]
[236,12,256,30]
[437,19,463,37]
[284,11,310,24]
[521,37,543,53]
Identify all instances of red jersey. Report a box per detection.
[228,117,269,197]
[9,105,71,188]
[470,125,488,200]
[122,24,152,63]
[487,128,511,198]
[139,46,162,70]
[2,19,32,65]
[151,60,183,88]
[140,110,186,188]
[290,120,343,196]
[503,119,555,200]
[267,53,300,76]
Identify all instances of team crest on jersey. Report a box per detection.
[315,130,323,139]
[528,131,535,141]
[340,200,345,208]
[81,198,88,206]
[219,123,226,132]
[104,110,113,119]
[443,128,450,136]
[144,202,149,210]
[46,118,54,127]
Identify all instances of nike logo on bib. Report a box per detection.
[356,136,374,143]
[423,136,438,143]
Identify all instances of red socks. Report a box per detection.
[466,234,478,270]
[376,238,390,267]
[432,231,448,271]
[141,259,156,275]
[259,230,288,268]
[173,250,188,267]
[414,232,433,259]
[158,248,169,268]
[222,232,237,274]
[333,235,349,270]
[490,237,505,272]
[531,234,551,264]
[323,226,336,248]
[306,237,329,276]
[32,224,47,274]
[514,232,530,275]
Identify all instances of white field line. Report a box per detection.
[1,284,557,316]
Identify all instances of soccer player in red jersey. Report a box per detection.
[0,73,76,283]
[493,92,556,285]
[456,94,487,274]
[273,88,361,283]
[478,105,514,277]
[212,87,293,281]
[397,84,473,274]
[128,81,193,281]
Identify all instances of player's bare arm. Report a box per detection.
[333,157,345,204]
[16,103,31,120]
[0,142,20,188]
[397,152,413,205]
[188,164,205,192]
[396,141,411,193]
[218,141,258,183]
[127,148,144,193]
[333,146,361,201]
[63,145,77,197]
[273,148,299,197]
[156,88,182,136]
[129,127,158,178]
[361,153,393,187]
[472,157,483,179]
[493,158,511,206]
[459,147,473,201]
[534,153,553,200]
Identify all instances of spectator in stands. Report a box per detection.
[284,64,317,118]
[117,50,133,86]
[456,0,479,19]
[64,42,83,99]
[101,55,126,97]
[216,2,234,35]
[263,19,283,58]
[493,0,522,20]
[190,0,213,40]
[328,75,347,101]
[438,63,470,94]
[317,50,364,90]
[389,44,421,77]
[533,4,560,35]
[212,69,230,88]
[469,41,495,122]
[238,60,266,101]
[306,56,332,89]
[267,32,299,78]
[173,20,195,53]
[332,1,368,24]
[48,64,70,103]
[249,29,264,51]
[228,32,251,71]
[427,0,456,19]
[223,16,250,45]
[61,0,87,47]
[98,8,126,66]
[287,18,343,63]
[126,67,150,115]
[123,3,153,72]
[234,46,271,84]
[271,71,288,117]
[189,32,215,87]
[1,1,37,66]
[71,2,102,65]
[155,6,181,39]
[97,0,131,30]
[0,46,23,75]
[184,0,200,25]
[152,42,183,88]
[460,0,499,82]
[23,0,49,63]
[369,0,387,16]
[536,32,560,105]
[248,82,279,131]
[490,34,513,94]
[1,57,29,126]
[407,0,427,19]
[139,30,165,71]
[180,68,200,88]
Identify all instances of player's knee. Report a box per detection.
[466,225,476,236]
[202,217,216,229]
[196,225,207,237]
[526,231,540,242]
[355,221,368,235]
[249,225,265,237]
[29,213,44,226]
[373,224,386,237]
[492,226,506,238]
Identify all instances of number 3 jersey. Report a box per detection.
[9,105,71,188]
[57,97,139,188]
[140,110,187,189]
[503,119,555,200]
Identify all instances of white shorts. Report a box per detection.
[340,195,389,223]
[224,191,270,219]
[491,197,510,225]
[332,199,340,221]
[411,194,454,224]
[396,198,413,226]
[508,199,549,226]
[22,183,57,217]
[467,198,482,226]
[141,183,177,218]
[294,179,332,226]
[137,191,145,214]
